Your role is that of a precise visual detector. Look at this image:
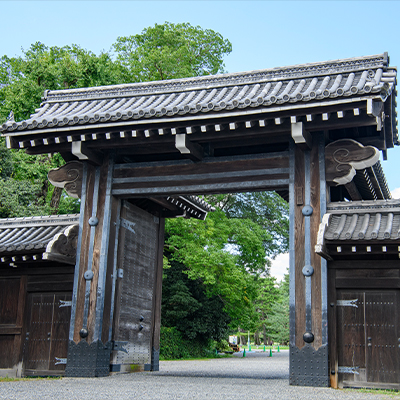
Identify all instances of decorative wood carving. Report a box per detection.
[325,139,379,186]
[48,161,83,198]
[43,224,79,265]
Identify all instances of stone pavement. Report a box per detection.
[1,351,398,400]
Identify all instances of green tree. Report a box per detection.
[0,42,119,215]
[266,272,290,344]
[162,259,230,342]
[254,276,280,345]
[208,192,289,260]
[164,199,285,331]
[0,42,118,123]
[113,22,232,82]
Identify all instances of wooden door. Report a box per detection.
[337,290,400,389]
[365,291,399,385]
[111,202,159,372]
[0,278,23,370]
[23,293,71,376]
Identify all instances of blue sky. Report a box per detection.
[3,0,399,280]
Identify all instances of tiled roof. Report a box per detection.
[322,200,400,241]
[0,214,79,253]
[1,53,396,135]
[171,195,215,212]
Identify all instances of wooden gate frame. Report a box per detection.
[1,53,397,386]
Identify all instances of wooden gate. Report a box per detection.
[337,290,400,389]
[111,201,160,372]
[23,293,71,376]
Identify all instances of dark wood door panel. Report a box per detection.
[337,289,400,388]
[365,291,399,384]
[337,290,366,386]
[113,203,159,369]
[48,293,72,371]
[24,293,71,374]
[0,278,20,324]
[24,294,54,371]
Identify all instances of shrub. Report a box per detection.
[160,327,214,360]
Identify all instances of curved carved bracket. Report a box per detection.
[48,161,83,198]
[43,224,79,265]
[325,139,380,186]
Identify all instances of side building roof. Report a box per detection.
[0,214,79,267]
[316,199,400,260]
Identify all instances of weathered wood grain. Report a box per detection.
[151,217,165,365]
[73,163,95,343]
[294,146,306,349]
[310,141,322,349]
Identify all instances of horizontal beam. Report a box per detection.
[113,167,289,185]
[336,278,400,289]
[112,178,289,197]
[114,150,289,170]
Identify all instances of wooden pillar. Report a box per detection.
[289,133,329,387]
[151,217,165,371]
[65,154,116,377]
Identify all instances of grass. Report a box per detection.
[162,355,233,361]
[345,388,400,397]
[0,376,62,382]
[240,343,289,351]
[160,352,234,361]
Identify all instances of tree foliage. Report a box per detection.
[162,259,230,342]
[165,194,289,331]
[0,42,119,123]
[266,273,290,344]
[113,22,232,82]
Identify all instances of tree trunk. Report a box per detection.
[254,330,260,345]
[238,327,247,345]
[50,187,63,214]
[262,311,268,345]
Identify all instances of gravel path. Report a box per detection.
[1,351,398,400]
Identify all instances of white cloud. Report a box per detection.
[270,253,289,282]
[391,187,400,199]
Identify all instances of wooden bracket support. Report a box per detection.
[72,141,103,165]
[291,121,312,149]
[367,98,384,118]
[175,134,203,161]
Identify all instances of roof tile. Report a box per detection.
[1,53,396,134]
